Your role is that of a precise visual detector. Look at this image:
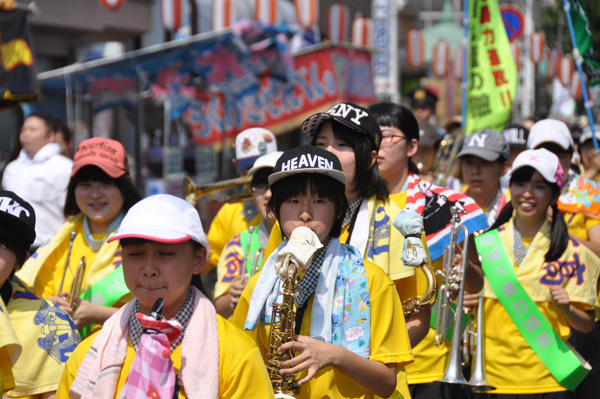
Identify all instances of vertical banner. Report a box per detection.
[0,10,39,105]
[568,0,600,86]
[372,0,398,102]
[465,0,517,135]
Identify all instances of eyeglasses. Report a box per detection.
[251,184,270,194]
[381,134,407,145]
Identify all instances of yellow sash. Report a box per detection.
[483,218,599,306]
[16,214,121,295]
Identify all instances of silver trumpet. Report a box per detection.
[467,294,495,391]
[436,207,470,386]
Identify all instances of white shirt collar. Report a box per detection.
[18,143,61,164]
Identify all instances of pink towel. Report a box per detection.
[117,315,182,399]
[70,287,219,399]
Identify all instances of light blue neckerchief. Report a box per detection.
[244,239,371,358]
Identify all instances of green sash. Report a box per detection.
[475,230,591,391]
[239,228,263,275]
[79,267,130,337]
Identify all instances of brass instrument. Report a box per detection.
[57,231,77,296]
[266,254,300,399]
[402,260,438,321]
[68,257,87,308]
[467,294,495,391]
[183,175,253,205]
[436,206,470,385]
[249,248,265,278]
[432,129,465,187]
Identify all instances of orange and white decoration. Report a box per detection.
[406,28,424,70]
[212,0,237,30]
[351,14,373,48]
[161,0,185,33]
[453,45,467,81]
[510,41,520,72]
[559,55,574,87]
[530,31,545,65]
[326,2,350,43]
[431,40,450,78]
[295,0,319,29]
[98,0,125,10]
[255,0,277,24]
[570,71,583,100]
[547,47,562,79]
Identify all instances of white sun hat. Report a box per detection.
[108,194,207,247]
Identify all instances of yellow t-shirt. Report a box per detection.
[5,282,81,398]
[230,259,414,399]
[0,299,20,394]
[207,202,262,271]
[56,314,274,399]
[565,212,600,241]
[480,220,597,394]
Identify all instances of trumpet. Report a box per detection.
[183,175,253,205]
[249,248,265,278]
[57,231,77,296]
[266,254,300,398]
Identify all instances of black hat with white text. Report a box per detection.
[301,102,382,148]
[269,145,346,185]
[0,190,36,246]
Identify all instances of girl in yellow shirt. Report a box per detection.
[16,138,141,333]
[232,145,413,399]
[56,194,274,399]
[475,149,599,397]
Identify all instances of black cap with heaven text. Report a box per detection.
[0,190,36,246]
[269,145,346,185]
[301,102,382,148]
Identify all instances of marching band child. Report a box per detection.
[16,138,142,333]
[473,149,599,397]
[0,190,80,398]
[369,102,487,399]
[56,194,274,399]
[215,151,282,318]
[232,145,414,399]
[457,129,510,226]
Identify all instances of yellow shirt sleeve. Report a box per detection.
[1,347,15,393]
[231,259,413,399]
[207,203,262,271]
[565,212,600,241]
[56,316,274,399]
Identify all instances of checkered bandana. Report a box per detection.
[129,289,195,352]
[295,240,330,308]
[258,219,270,249]
[242,201,259,222]
[513,225,529,267]
[343,197,363,229]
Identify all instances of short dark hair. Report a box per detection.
[251,168,272,186]
[55,120,72,144]
[267,173,348,240]
[368,102,421,174]
[119,238,210,298]
[26,113,56,134]
[311,120,389,200]
[0,230,29,270]
[535,142,574,156]
[64,165,141,218]
[490,166,567,262]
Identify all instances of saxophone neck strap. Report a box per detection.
[475,229,590,391]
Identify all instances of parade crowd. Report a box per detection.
[2,88,600,399]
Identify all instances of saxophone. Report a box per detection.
[266,254,300,399]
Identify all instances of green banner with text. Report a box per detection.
[465,0,517,135]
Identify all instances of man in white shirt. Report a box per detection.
[2,114,73,249]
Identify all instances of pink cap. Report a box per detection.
[71,138,129,178]
[511,148,564,190]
